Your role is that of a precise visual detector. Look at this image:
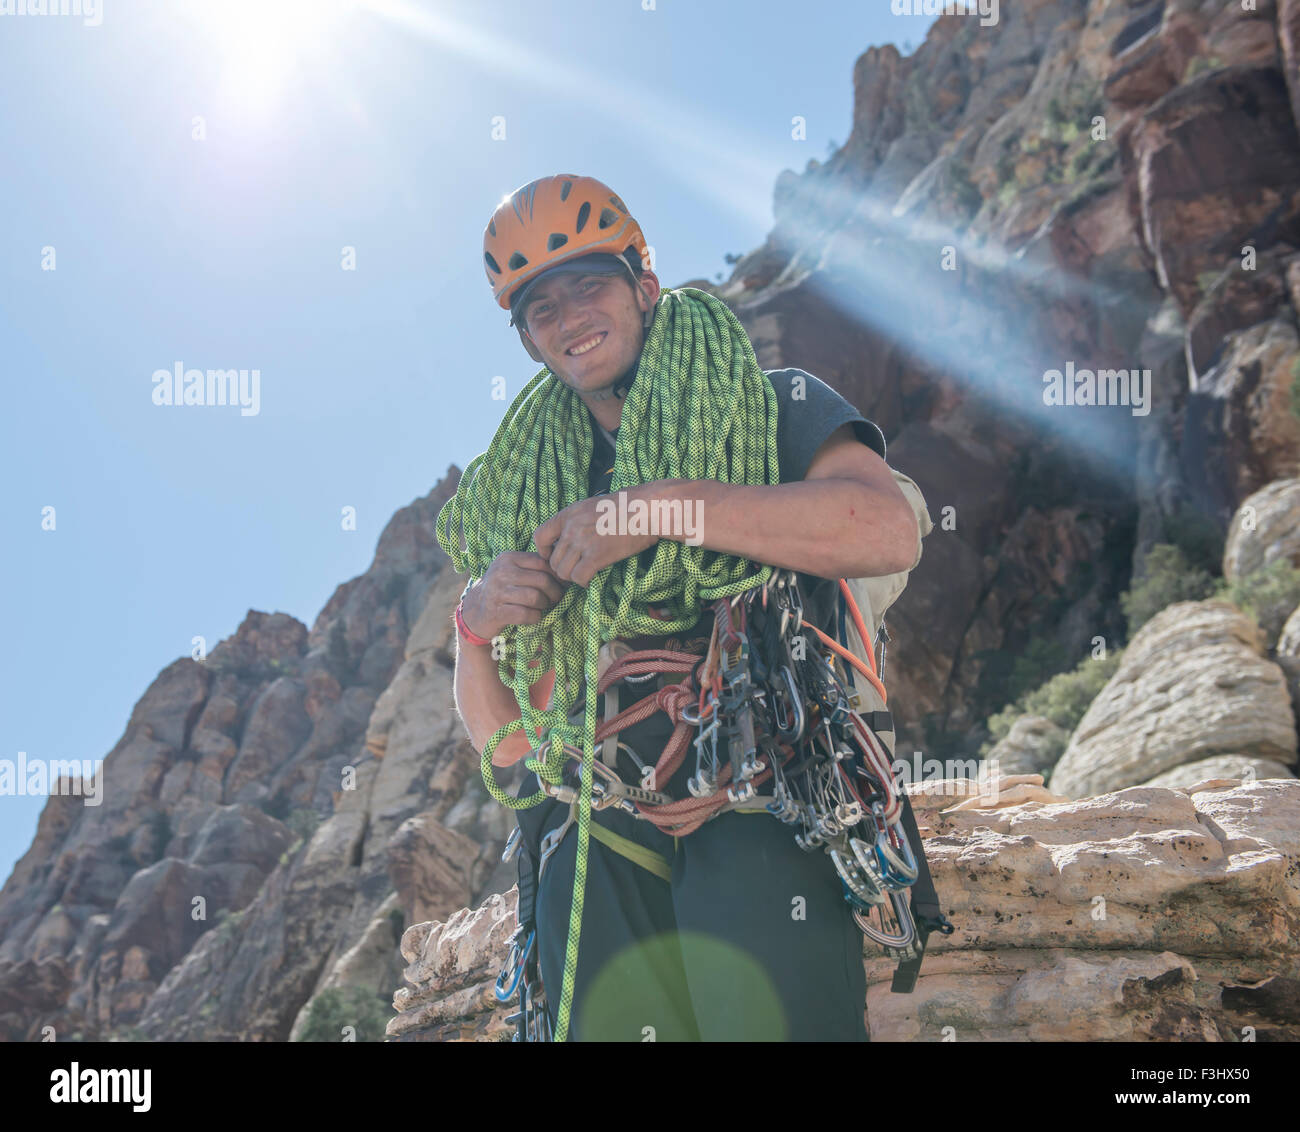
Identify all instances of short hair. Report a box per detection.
[514,246,645,331]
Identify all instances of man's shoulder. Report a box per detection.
[761,366,887,462]
[762,365,818,391]
[761,366,851,408]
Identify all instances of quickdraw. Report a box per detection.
[496,828,552,1043]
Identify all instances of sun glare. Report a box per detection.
[191,0,360,114]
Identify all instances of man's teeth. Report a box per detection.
[568,333,605,355]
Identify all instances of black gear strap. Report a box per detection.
[889,790,953,993]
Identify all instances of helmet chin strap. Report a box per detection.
[607,286,654,401]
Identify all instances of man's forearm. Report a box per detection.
[453,637,538,768]
[642,478,916,579]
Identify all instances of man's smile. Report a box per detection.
[566,331,607,356]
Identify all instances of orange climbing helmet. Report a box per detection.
[483,174,650,321]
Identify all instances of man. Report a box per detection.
[449,174,919,1041]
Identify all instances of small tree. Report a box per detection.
[1120,544,1215,636]
[296,986,392,1043]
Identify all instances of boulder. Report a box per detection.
[1049,600,1295,798]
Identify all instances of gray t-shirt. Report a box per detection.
[588,367,885,494]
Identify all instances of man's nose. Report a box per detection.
[556,288,598,330]
[555,293,583,329]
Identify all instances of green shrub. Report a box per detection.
[212,906,248,945]
[1005,636,1070,708]
[1069,145,1096,179]
[260,792,292,821]
[1120,544,1216,636]
[982,647,1125,755]
[287,807,320,843]
[1217,557,1300,644]
[1160,505,1225,577]
[996,147,1017,188]
[1184,54,1225,82]
[948,158,983,214]
[295,986,392,1043]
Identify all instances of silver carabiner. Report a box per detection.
[875,827,919,887]
[537,796,578,880]
[831,844,887,908]
[853,889,916,948]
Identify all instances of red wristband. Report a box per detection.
[455,599,493,647]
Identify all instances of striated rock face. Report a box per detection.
[1222,477,1300,582]
[984,715,1070,778]
[392,778,1300,1042]
[1142,754,1297,789]
[388,893,519,1042]
[0,475,478,1041]
[1049,600,1296,798]
[708,0,1300,753]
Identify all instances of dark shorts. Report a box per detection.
[513,698,868,1042]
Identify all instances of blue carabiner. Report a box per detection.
[494,928,535,1001]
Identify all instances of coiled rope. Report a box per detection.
[435,285,779,1042]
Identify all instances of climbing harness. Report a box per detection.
[491,569,954,1040]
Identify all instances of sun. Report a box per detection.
[189,0,360,114]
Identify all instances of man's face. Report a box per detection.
[519,268,660,393]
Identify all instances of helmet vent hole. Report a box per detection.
[560,179,573,201]
[575,201,590,233]
[488,218,496,237]
[547,233,568,251]
[609,195,626,213]
[507,251,528,270]
[598,207,619,230]
[484,251,501,274]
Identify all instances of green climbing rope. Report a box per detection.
[435,285,779,1042]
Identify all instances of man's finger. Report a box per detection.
[532,522,557,556]
[514,551,559,575]
[498,602,544,627]
[506,581,562,610]
[508,560,566,600]
[549,541,582,583]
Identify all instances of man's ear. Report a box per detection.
[517,322,546,364]
[637,272,661,325]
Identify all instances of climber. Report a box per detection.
[445,173,928,1042]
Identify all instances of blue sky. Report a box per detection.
[0,1,936,887]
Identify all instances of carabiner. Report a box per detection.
[494,927,534,1001]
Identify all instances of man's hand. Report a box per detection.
[533,483,661,586]
[461,551,568,640]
